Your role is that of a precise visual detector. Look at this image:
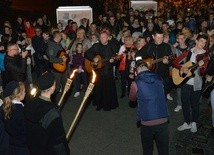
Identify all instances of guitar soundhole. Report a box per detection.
[181,73,186,78]
[93,64,98,68]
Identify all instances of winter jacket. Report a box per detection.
[136,71,169,121]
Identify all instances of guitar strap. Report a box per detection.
[186,50,192,62]
[151,43,158,70]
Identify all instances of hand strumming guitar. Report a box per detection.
[180,66,189,74]
[109,53,122,63]
[162,56,169,64]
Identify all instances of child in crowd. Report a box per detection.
[1,81,30,155]
[127,47,138,95]
[72,43,88,97]
[90,34,99,45]
[127,47,138,107]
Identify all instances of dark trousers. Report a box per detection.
[74,72,88,92]
[181,84,201,124]
[120,71,132,96]
[120,71,127,96]
[162,76,172,97]
[141,123,169,155]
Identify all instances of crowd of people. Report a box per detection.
[0,1,214,154]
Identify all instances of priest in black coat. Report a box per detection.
[85,31,119,111]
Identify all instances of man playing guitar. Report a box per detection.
[84,30,119,111]
[135,30,172,97]
[172,34,209,133]
[47,31,67,102]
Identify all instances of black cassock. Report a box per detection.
[85,42,119,111]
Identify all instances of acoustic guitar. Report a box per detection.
[85,54,121,73]
[52,50,68,73]
[172,57,210,85]
[142,54,175,70]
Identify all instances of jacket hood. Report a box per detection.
[137,71,160,84]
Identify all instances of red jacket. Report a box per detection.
[172,49,208,76]
[24,21,35,38]
[118,45,135,71]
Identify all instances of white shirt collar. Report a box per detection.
[190,47,206,55]
[12,100,24,107]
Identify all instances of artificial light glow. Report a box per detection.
[30,87,37,97]
[135,56,142,61]
[69,69,78,79]
[92,70,96,83]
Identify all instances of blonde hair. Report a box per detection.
[3,82,25,120]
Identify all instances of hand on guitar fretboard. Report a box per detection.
[85,54,122,73]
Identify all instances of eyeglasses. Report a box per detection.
[9,48,19,51]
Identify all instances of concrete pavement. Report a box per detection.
[60,81,214,155]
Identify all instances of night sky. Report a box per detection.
[11,0,94,12]
[11,0,53,13]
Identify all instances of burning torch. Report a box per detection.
[66,70,96,140]
[58,69,78,107]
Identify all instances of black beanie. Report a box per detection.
[3,81,19,98]
[37,72,55,90]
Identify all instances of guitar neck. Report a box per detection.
[152,58,164,64]
[152,55,173,64]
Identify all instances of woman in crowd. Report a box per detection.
[1,81,29,155]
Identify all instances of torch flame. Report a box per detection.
[92,70,96,83]
[69,69,78,79]
[30,87,37,97]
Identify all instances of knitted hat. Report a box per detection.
[3,81,19,98]
[37,72,55,90]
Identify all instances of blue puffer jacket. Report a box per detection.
[136,71,169,121]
